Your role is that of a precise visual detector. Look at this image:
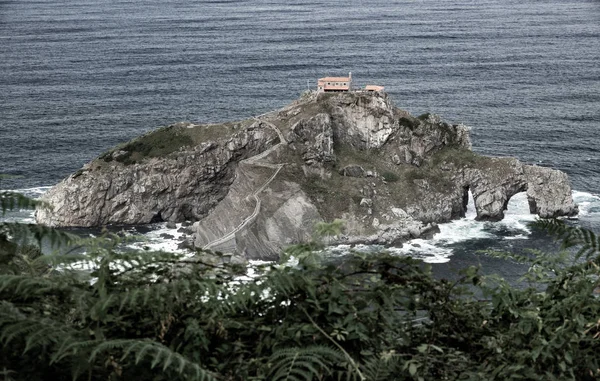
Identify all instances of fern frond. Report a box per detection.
[268,346,345,381]
[361,352,401,381]
[266,269,306,297]
[0,300,25,321]
[115,278,224,315]
[33,252,92,268]
[0,275,71,299]
[532,219,600,260]
[1,222,78,248]
[0,191,45,215]
[88,339,217,380]
[0,304,74,350]
[50,338,97,364]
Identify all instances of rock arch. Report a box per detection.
[465,159,578,221]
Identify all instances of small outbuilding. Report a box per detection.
[365,85,385,92]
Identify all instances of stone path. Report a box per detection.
[202,117,287,251]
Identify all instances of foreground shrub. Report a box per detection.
[1,191,600,380]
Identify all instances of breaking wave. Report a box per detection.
[2,187,600,266]
[331,191,600,264]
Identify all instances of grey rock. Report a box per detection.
[177,226,193,234]
[391,208,409,219]
[360,198,373,207]
[327,92,397,149]
[291,113,335,166]
[524,165,578,218]
[339,165,365,178]
[177,239,195,251]
[403,147,413,164]
[463,159,577,221]
[408,226,421,238]
[112,150,128,161]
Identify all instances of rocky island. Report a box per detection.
[35,92,578,259]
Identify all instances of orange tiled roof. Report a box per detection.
[319,77,351,82]
[365,85,385,91]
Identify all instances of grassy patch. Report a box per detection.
[399,116,420,130]
[430,146,484,167]
[113,126,194,165]
[334,142,383,168]
[280,164,365,221]
[405,168,426,182]
[98,119,253,166]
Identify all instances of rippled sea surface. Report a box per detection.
[1,0,599,276]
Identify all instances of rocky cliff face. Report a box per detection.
[36,92,578,260]
[36,122,279,226]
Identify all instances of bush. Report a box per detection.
[381,171,400,182]
[417,113,431,121]
[399,116,420,130]
[405,169,425,182]
[2,192,600,380]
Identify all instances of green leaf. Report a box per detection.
[558,361,566,372]
[564,352,573,365]
[408,363,417,376]
[416,344,428,354]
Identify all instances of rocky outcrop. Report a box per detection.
[339,165,366,178]
[463,158,578,221]
[288,113,335,178]
[35,122,279,226]
[524,165,578,218]
[36,91,578,260]
[325,92,397,149]
[195,181,322,260]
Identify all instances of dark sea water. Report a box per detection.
[1,0,600,278]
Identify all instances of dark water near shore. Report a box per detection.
[1,0,600,277]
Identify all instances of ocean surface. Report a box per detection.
[1,0,599,279]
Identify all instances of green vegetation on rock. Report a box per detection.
[99,120,252,165]
[381,171,400,182]
[101,125,193,165]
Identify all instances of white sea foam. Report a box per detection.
[4,185,599,268]
[497,192,537,235]
[0,186,53,223]
[1,186,53,199]
[125,222,189,255]
[573,190,600,217]
[329,191,547,264]
[388,241,454,263]
[395,190,600,263]
[59,189,600,271]
[504,234,529,240]
[0,214,36,224]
